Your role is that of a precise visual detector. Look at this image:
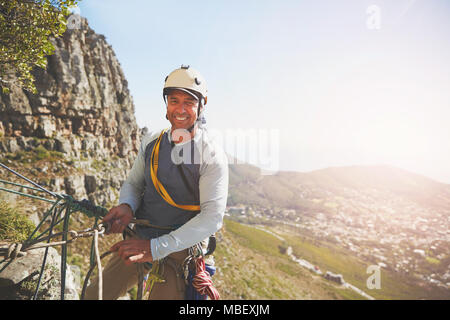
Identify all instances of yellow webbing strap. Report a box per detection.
[144,260,165,297]
[150,129,201,211]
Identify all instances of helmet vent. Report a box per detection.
[195,78,201,85]
[181,64,190,69]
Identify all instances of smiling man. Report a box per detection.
[167,89,199,130]
[85,65,229,300]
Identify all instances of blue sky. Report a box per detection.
[77,0,450,183]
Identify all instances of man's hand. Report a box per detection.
[110,239,153,266]
[102,203,133,234]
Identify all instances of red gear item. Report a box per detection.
[192,257,220,300]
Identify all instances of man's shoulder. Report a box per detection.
[139,129,165,153]
[198,129,228,168]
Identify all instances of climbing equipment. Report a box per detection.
[142,242,220,300]
[190,257,220,300]
[182,244,220,300]
[143,260,166,296]
[149,129,218,257]
[0,160,219,300]
[148,129,220,299]
[163,65,208,106]
[150,129,201,212]
[0,162,123,299]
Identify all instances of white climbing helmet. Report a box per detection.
[163,65,208,106]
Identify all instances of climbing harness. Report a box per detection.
[143,260,166,296]
[150,129,201,211]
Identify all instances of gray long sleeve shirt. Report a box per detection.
[118,127,229,261]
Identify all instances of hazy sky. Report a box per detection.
[77,0,450,183]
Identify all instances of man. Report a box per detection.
[85,65,228,300]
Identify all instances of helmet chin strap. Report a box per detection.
[187,123,196,133]
[186,103,202,133]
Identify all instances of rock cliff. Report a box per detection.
[0,14,144,205]
[0,14,145,300]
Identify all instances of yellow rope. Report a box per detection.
[150,129,201,211]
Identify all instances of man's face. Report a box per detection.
[166,89,201,130]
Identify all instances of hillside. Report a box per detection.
[227,163,450,298]
[228,163,450,212]
[214,219,363,300]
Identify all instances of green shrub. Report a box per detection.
[0,200,35,242]
[35,146,50,160]
[3,146,64,164]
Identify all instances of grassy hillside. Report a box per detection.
[213,219,366,300]
[213,219,450,300]
[282,232,449,300]
[2,196,448,300]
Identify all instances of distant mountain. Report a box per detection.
[228,163,450,213]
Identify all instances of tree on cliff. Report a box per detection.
[0,0,80,94]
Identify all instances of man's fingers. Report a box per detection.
[102,208,118,222]
[117,243,139,256]
[128,254,144,262]
[110,240,126,252]
[111,220,121,233]
[121,250,142,260]
[110,240,134,254]
[106,219,126,234]
[110,239,151,265]
[125,254,145,265]
[103,206,133,235]
[118,247,142,261]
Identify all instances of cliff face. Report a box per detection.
[0,15,143,205]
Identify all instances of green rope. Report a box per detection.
[0,179,49,194]
[62,195,108,219]
[32,202,60,300]
[0,186,57,204]
[0,164,114,300]
[25,198,63,244]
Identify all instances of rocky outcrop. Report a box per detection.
[0,14,144,206]
[0,245,80,300]
[0,14,145,300]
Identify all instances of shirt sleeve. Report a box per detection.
[118,133,155,214]
[150,145,229,260]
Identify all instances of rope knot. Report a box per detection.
[191,257,220,300]
[6,243,24,260]
[61,195,108,219]
[69,230,78,239]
